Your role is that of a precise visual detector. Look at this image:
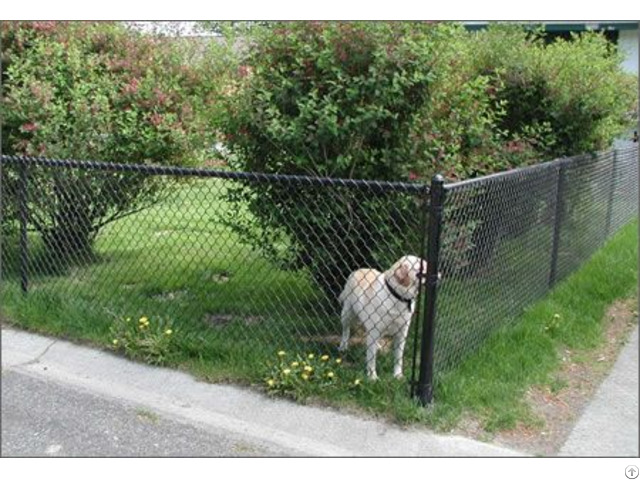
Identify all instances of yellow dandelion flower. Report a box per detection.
[277,350,286,357]
[283,369,291,375]
[326,371,335,379]
[112,339,119,345]
[303,365,313,373]
[291,361,299,368]
[139,316,149,324]
[354,379,361,386]
[335,358,342,365]
[125,317,131,323]
[307,353,314,360]
[267,379,275,387]
[321,355,330,362]
[165,329,173,335]
[301,373,309,381]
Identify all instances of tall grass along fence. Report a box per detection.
[1,144,637,404]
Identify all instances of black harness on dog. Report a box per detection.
[384,278,414,311]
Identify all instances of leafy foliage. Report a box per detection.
[409,24,636,181]
[1,22,216,258]
[214,22,636,298]
[468,25,636,159]
[217,22,436,296]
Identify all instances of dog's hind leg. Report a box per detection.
[365,329,382,380]
[338,303,353,352]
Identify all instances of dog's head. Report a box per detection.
[387,255,428,295]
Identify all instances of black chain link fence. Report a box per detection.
[1,144,637,403]
[433,145,638,379]
[0,154,429,386]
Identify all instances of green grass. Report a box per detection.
[1,179,637,433]
[419,218,638,431]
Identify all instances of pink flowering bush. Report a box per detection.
[217,22,437,296]
[1,22,215,258]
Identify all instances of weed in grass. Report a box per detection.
[263,350,363,401]
[135,408,161,424]
[544,313,562,335]
[110,315,177,366]
[549,376,569,394]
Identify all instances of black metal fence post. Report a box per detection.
[605,150,618,238]
[548,160,568,288]
[410,183,431,399]
[18,159,29,294]
[416,174,445,406]
[0,157,3,287]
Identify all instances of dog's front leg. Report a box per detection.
[392,323,411,379]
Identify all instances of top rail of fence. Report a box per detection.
[0,154,429,194]
[444,144,638,191]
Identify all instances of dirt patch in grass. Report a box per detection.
[203,313,264,328]
[455,297,638,456]
[150,290,188,301]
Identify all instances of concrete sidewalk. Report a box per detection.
[1,325,637,456]
[559,325,638,457]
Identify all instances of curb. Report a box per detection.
[1,327,523,457]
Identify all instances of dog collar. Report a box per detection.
[384,278,413,311]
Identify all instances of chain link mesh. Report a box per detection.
[0,155,427,381]
[1,144,637,396]
[434,145,638,374]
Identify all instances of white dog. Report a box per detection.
[338,255,427,380]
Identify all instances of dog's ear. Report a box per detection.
[393,262,412,287]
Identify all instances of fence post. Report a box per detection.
[548,159,568,288]
[605,150,618,238]
[18,159,29,294]
[0,157,3,287]
[416,174,445,406]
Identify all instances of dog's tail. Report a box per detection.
[338,285,347,304]
[338,275,351,304]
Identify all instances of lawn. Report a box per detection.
[1,176,637,431]
[423,218,638,431]
[1,177,375,382]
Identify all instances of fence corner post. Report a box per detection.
[416,174,445,406]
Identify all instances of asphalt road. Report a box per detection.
[1,370,290,457]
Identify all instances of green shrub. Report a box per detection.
[1,22,215,260]
[469,25,636,160]
[217,22,437,297]
[409,24,636,181]
[214,21,637,296]
[415,25,637,274]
